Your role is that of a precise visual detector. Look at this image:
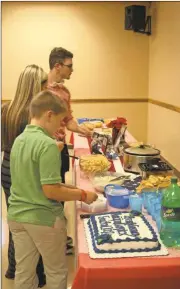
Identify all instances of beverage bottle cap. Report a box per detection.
[171,177,178,184]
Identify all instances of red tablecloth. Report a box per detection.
[73,253,180,289]
[70,133,180,289]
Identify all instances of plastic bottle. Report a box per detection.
[160,177,180,248]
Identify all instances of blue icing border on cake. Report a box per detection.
[87,211,161,254]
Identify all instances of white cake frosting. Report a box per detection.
[87,212,160,253]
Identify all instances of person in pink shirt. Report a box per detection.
[47,47,91,254]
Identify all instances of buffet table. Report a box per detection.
[70,132,180,289]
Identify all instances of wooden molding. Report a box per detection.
[2,98,148,104]
[2,99,10,104]
[148,98,180,113]
[71,98,147,104]
[2,98,180,113]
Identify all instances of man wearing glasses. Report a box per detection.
[47,47,91,255]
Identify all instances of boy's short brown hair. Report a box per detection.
[30,90,67,119]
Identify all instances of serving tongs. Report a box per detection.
[109,175,131,183]
[65,154,79,160]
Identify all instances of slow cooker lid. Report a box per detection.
[124,145,160,156]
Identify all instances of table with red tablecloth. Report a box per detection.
[70,132,180,289]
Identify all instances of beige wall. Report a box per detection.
[148,2,180,171]
[2,1,149,142]
[148,104,180,170]
[67,102,148,143]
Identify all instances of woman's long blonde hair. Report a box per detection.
[2,64,48,150]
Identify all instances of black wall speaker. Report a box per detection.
[125,5,146,31]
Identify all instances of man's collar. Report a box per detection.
[47,81,65,88]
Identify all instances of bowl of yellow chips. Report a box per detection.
[136,175,172,193]
[80,154,111,175]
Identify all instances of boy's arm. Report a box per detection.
[42,184,97,204]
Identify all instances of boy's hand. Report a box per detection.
[56,141,64,152]
[84,191,98,204]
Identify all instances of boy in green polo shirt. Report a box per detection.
[8,90,97,289]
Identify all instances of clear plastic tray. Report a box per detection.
[89,171,134,193]
[78,194,108,213]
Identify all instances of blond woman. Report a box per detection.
[1,64,47,287]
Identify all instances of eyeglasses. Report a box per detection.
[61,63,73,69]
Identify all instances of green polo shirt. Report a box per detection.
[8,125,64,227]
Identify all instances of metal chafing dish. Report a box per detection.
[123,145,161,174]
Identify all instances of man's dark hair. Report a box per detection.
[49,47,73,70]
[30,90,67,119]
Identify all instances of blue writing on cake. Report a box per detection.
[98,214,140,239]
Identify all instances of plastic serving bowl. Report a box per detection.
[105,184,129,209]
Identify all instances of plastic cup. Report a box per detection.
[149,196,159,220]
[144,192,156,215]
[129,194,143,212]
[153,202,161,222]
[155,215,162,232]
[142,192,147,209]
[155,202,161,212]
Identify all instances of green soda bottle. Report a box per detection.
[160,177,180,248]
